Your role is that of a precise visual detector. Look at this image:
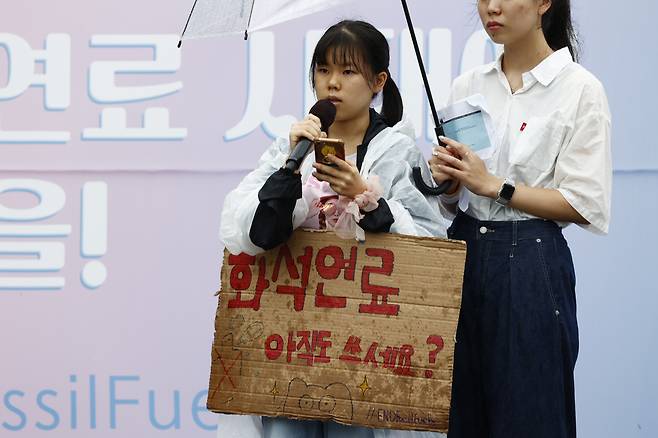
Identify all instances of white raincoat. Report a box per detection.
[220,116,446,255]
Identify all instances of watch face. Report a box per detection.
[500,182,515,200]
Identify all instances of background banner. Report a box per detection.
[1,1,656,437]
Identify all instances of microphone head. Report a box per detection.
[309,99,337,133]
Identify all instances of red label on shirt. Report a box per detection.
[520,122,527,132]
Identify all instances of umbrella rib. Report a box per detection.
[178,0,201,48]
[244,0,256,40]
[401,0,453,195]
[400,0,441,128]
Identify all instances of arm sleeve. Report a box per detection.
[366,142,447,238]
[219,138,309,255]
[248,169,302,250]
[359,198,395,233]
[554,81,612,235]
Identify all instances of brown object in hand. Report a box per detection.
[314,138,345,167]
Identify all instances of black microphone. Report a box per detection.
[284,99,336,171]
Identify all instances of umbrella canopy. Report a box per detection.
[180,0,357,41]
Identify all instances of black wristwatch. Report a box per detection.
[495,178,515,206]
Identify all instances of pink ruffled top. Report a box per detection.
[299,155,382,241]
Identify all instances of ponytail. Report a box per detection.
[381,69,403,127]
[541,0,579,61]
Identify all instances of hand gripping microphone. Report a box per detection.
[284,99,336,171]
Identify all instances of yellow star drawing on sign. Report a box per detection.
[358,375,371,398]
[269,381,280,401]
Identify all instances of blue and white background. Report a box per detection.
[0,1,656,436]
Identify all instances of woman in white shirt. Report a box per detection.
[429,1,611,437]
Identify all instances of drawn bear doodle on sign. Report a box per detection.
[283,378,354,420]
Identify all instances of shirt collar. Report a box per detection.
[530,47,573,86]
[482,54,502,75]
[482,47,573,86]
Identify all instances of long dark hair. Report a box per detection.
[541,0,579,61]
[309,20,403,127]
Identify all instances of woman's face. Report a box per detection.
[478,0,551,46]
[313,50,385,123]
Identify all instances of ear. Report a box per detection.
[372,71,388,94]
[538,0,552,16]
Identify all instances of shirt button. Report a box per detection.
[479,226,488,234]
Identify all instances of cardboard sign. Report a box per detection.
[207,230,465,432]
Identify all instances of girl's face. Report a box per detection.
[313,51,386,123]
[478,0,551,46]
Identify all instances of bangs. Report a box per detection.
[311,28,374,82]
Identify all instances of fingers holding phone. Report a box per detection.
[313,139,366,198]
